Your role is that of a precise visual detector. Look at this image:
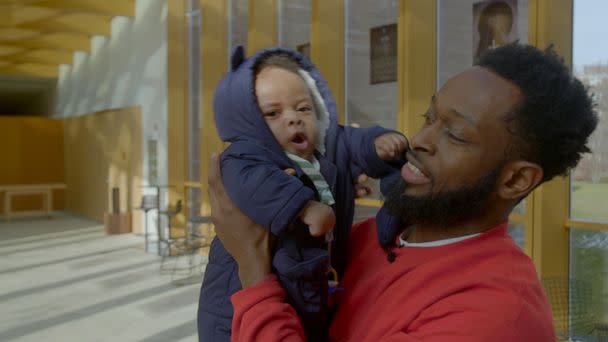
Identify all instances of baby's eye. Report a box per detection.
[298,106,312,113]
[264,111,279,118]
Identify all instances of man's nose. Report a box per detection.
[410,124,437,155]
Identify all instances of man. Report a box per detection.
[208,43,598,341]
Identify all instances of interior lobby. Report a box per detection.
[0,0,607,341]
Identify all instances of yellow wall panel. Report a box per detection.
[0,116,64,212]
[200,0,228,216]
[167,0,188,228]
[529,0,572,279]
[63,107,142,230]
[311,0,344,123]
[398,0,436,137]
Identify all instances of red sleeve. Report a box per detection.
[230,275,307,342]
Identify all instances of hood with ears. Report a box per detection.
[213,45,338,158]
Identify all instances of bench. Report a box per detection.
[0,184,66,222]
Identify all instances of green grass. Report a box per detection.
[571,181,608,223]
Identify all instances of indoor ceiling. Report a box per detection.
[0,0,135,78]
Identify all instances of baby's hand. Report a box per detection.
[374,133,408,160]
[300,201,336,237]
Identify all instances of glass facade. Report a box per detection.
[229,0,248,55]
[345,0,399,205]
[569,1,608,339]
[507,222,524,250]
[571,0,608,224]
[568,228,608,339]
[278,0,311,56]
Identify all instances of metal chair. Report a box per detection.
[157,199,182,267]
[158,200,204,282]
[188,215,214,248]
[136,194,158,253]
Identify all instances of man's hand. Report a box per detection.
[355,173,372,198]
[208,153,273,288]
[300,201,336,237]
[374,133,408,161]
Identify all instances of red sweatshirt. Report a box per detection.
[231,219,556,341]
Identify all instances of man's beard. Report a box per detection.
[384,166,502,228]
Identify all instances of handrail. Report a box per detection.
[183,181,202,189]
[354,198,383,207]
[565,219,608,232]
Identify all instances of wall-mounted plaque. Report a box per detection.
[370,23,397,84]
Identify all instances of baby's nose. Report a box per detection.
[286,111,302,124]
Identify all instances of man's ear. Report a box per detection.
[497,161,543,200]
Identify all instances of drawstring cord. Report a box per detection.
[385,245,397,263]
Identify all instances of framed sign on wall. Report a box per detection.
[473,0,519,63]
[437,0,528,89]
[370,23,397,84]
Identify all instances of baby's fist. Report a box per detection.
[300,201,336,237]
[375,133,408,161]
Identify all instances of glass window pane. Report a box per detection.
[512,199,526,215]
[354,205,380,224]
[507,222,524,250]
[437,0,528,89]
[278,0,311,57]
[568,228,608,339]
[187,0,202,219]
[229,0,248,54]
[345,0,398,202]
[571,0,608,224]
[345,0,398,129]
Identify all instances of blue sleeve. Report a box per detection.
[340,125,405,179]
[221,147,315,236]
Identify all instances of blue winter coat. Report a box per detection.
[197,46,400,342]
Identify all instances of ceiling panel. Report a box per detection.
[2,48,72,64]
[0,45,27,56]
[0,0,134,78]
[0,27,40,41]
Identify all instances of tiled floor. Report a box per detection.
[0,214,205,342]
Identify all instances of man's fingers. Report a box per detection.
[284,168,297,176]
[356,187,371,197]
[355,173,371,198]
[207,154,221,226]
[208,153,221,191]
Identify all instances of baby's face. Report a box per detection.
[256,66,317,160]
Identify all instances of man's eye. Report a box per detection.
[447,131,467,144]
[422,112,434,125]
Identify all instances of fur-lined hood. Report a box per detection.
[213,45,338,159]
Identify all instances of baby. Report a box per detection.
[198,46,407,342]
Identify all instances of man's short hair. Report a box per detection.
[477,43,598,182]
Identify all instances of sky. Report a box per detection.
[573,0,608,67]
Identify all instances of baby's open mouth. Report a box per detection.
[292,133,305,144]
[290,133,309,151]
